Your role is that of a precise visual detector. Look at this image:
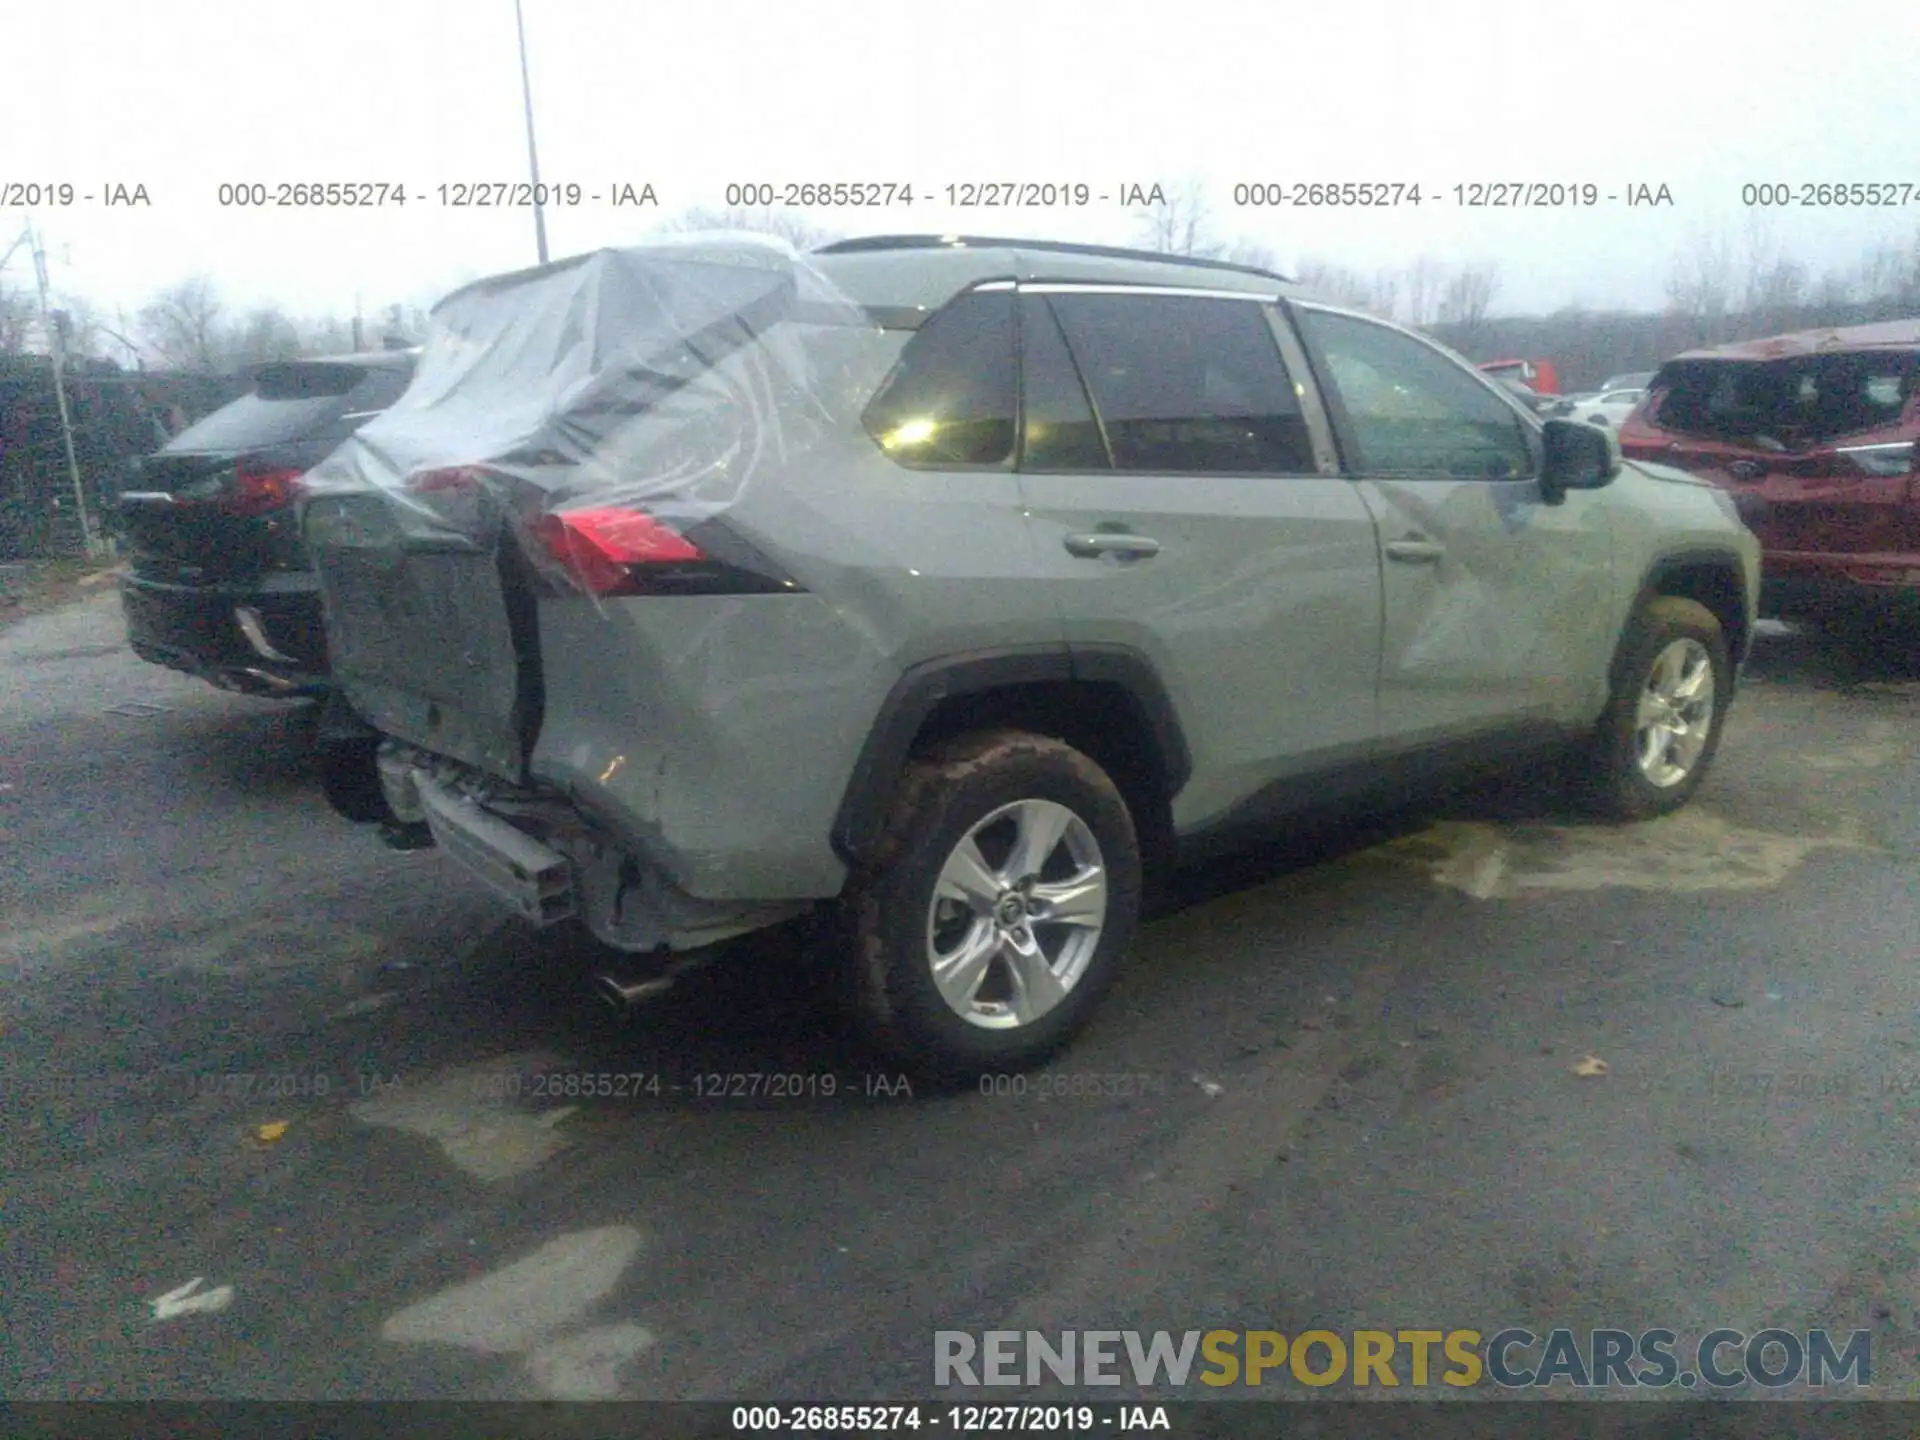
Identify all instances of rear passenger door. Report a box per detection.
[1011,284,1385,836]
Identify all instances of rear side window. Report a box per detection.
[163,393,342,453]
[862,291,1016,467]
[307,365,415,444]
[1046,294,1315,474]
[160,362,410,453]
[254,362,367,401]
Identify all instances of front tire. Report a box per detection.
[841,730,1142,1084]
[1572,596,1733,821]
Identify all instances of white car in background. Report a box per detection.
[1599,370,1657,392]
[1554,387,1647,427]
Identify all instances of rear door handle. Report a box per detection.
[1064,532,1161,559]
[1385,538,1445,564]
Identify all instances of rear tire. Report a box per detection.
[840,730,1142,1084]
[1571,596,1732,821]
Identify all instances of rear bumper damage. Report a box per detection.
[369,742,808,952]
[411,769,576,925]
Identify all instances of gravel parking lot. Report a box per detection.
[3,592,1917,1404]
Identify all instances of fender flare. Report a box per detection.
[829,643,1191,866]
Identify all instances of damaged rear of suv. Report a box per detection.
[1619,321,1920,637]
[302,239,870,956]
[305,233,1756,1080]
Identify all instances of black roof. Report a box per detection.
[814,234,1292,285]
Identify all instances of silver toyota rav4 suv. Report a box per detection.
[302,233,1760,1080]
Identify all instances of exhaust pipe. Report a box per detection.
[597,973,676,1008]
[238,666,300,694]
[596,948,715,1010]
[235,606,297,663]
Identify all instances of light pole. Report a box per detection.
[5,218,101,559]
[513,0,549,265]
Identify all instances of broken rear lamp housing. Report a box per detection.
[528,507,707,596]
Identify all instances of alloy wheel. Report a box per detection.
[924,798,1109,1030]
[1633,637,1716,788]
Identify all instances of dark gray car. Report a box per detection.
[119,351,415,696]
[301,234,1759,1080]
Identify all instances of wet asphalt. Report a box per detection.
[1,592,1917,1405]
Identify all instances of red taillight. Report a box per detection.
[224,464,305,516]
[530,507,704,595]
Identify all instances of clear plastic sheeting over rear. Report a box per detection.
[299,235,879,603]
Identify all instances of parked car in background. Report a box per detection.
[1600,370,1657,393]
[1620,320,1920,638]
[118,350,416,696]
[303,234,1758,1080]
[1481,357,1560,394]
[1552,387,1647,427]
[1495,376,1561,416]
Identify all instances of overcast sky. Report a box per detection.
[3,0,1917,327]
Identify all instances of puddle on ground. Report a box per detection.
[351,1052,579,1181]
[523,1321,657,1399]
[382,1225,654,1398]
[382,1225,645,1353]
[2,909,134,966]
[1372,808,1876,900]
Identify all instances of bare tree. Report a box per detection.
[1402,256,1445,329]
[1294,259,1377,311]
[1220,238,1282,272]
[1854,230,1920,306]
[1747,259,1808,332]
[94,306,150,369]
[139,277,228,371]
[300,316,356,355]
[1437,262,1501,340]
[1810,267,1856,310]
[231,306,303,367]
[1369,270,1401,323]
[0,283,33,353]
[1738,209,1782,320]
[1132,175,1223,258]
[1665,228,1736,345]
[665,207,844,250]
[50,294,109,359]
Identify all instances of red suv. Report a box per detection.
[1619,320,1920,638]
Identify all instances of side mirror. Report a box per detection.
[1539,418,1622,504]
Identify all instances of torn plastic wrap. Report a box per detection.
[299,235,879,612]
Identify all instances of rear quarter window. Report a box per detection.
[162,393,344,453]
[160,362,412,453]
[861,291,1017,467]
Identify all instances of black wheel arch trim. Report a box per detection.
[1629,545,1756,669]
[829,643,1192,866]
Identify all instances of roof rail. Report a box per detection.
[813,234,1292,284]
